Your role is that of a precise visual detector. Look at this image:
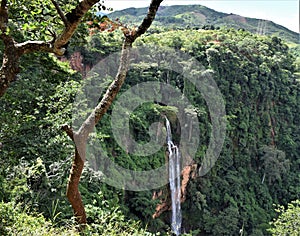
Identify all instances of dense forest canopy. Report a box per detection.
[1,2,300,236]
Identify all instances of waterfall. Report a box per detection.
[166,117,182,235]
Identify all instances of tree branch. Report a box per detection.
[66,148,86,227]
[132,0,163,40]
[16,41,55,54]
[0,34,20,97]
[0,0,102,98]
[0,0,8,32]
[61,124,75,142]
[78,0,163,139]
[54,0,100,51]
[0,0,7,8]
[51,0,68,26]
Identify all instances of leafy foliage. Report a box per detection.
[6,0,106,42]
[0,201,78,236]
[268,200,300,236]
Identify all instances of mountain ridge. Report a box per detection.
[108,4,299,44]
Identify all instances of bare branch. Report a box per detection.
[78,0,163,138]
[132,0,163,40]
[77,37,133,140]
[76,0,163,140]
[53,0,100,50]
[66,148,86,226]
[51,0,68,26]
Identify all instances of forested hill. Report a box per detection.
[108,5,299,44]
[2,26,299,234]
[1,2,300,235]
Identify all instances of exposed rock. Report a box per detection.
[181,164,197,202]
[152,163,197,219]
[60,51,92,77]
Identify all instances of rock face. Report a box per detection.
[60,51,92,77]
[152,163,197,219]
[181,164,197,202]
[69,52,84,73]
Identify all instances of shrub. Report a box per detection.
[0,201,78,236]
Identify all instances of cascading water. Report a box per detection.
[166,117,182,236]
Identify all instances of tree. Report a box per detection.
[0,0,106,97]
[63,0,163,226]
[259,146,290,185]
[0,0,163,228]
[268,200,300,235]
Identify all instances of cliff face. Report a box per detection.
[152,163,197,219]
[61,51,92,77]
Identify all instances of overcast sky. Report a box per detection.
[105,0,299,33]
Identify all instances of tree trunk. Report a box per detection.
[0,34,21,97]
[66,148,86,226]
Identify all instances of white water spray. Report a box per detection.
[166,117,182,235]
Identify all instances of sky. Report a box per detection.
[104,0,299,33]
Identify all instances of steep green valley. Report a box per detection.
[0,2,299,236]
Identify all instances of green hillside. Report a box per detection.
[1,27,299,235]
[108,5,299,44]
[1,2,300,236]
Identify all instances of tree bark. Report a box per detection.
[66,148,86,227]
[64,0,163,227]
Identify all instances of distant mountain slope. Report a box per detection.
[108,5,299,44]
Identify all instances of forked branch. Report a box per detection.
[64,0,163,227]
